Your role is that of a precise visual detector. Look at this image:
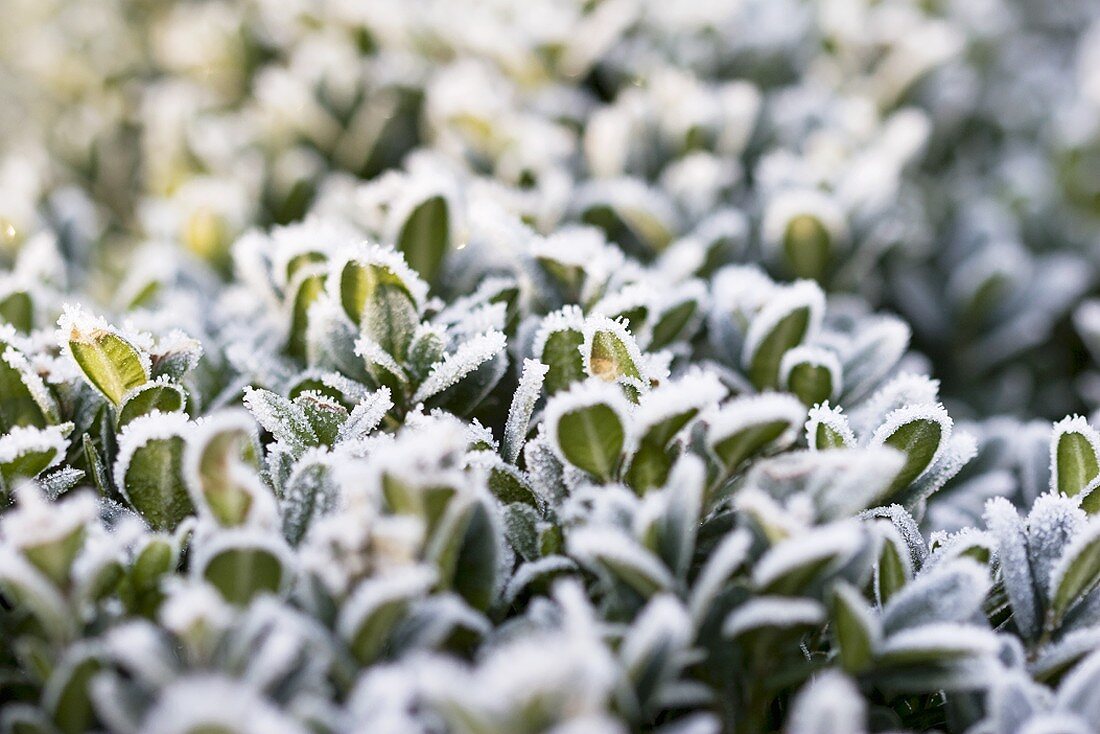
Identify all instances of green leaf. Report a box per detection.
[783,214,831,280]
[876,530,911,605]
[451,501,499,611]
[648,300,698,351]
[286,266,327,359]
[785,361,835,407]
[585,325,643,386]
[0,346,51,431]
[339,568,436,664]
[1049,523,1100,626]
[747,307,810,390]
[202,543,288,605]
[117,417,193,531]
[540,327,586,395]
[338,259,420,358]
[552,400,625,482]
[0,425,68,488]
[397,195,449,283]
[712,421,789,473]
[117,381,186,427]
[1052,417,1100,497]
[0,289,33,331]
[876,410,947,498]
[46,653,100,734]
[831,582,878,673]
[624,439,674,493]
[187,414,261,527]
[67,324,148,406]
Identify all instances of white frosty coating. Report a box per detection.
[580,314,649,388]
[1050,415,1100,494]
[707,392,806,449]
[0,544,70,638]
[852,373,941,439]
[722,596,825,639]
[869,403,953,480]
[336,565,437,641]
[590,282,652,323]
[502,359,549,465]
[101,620,181,687]
[338,388,394,444]
[56,303,152,395]
[531,304,587,364]
[242,387,318,450]
[568,526,676,592]
[544,379,634,467]
[805,402,857,450]
[710,265,777,321]
[786,671,867,734]
[153,329,204,370]
[752,521,864,590]
[2,346,59,422]
[881,558,989,634]
[983,496,1039,639]
[138,675,310,734]
[190,524,295,590]
[634,369,727,438]
[840,316,913,403]
[878,622,1000,660]
[327,241,430,311]
[0,423,69,472]
[741,279,825,371]
[1026,492,1087,599]
[689,528,752,626]
[448,301,508,339]
[905,430,978,508]
[779,345,842,398]
[320,372,375,404]
[114,411,193,504]
[269,216,361,289]
[760,187,849,255]
[1048,519,1100,615]
[1055,647,1100,717]
[503,556,578,605]
[926,528,995,569]
[353,335,409,383]
[412,329,506,403]
[158,581,234,642]
[0,484,95,551]
[620,594,692,677]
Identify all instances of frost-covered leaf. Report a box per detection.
[114,412,193,531]
[60,306,149,406]
[333,245,426,358]
[1049,520,1100,627]
[881,559,989,634]
[785,672,866,734]
[242,387,317,453]
[338,567,437,664]
[742,280,824,390]
[1051,416,1100,498]
[871,403,952,500]
[546,381,629,482]
[780,346,841,407]
[397,194,450,283]
[707,393,805,476]
[805,403,856,450]
[830,582,880,673]
[502,359,548,464]
[534,306,588,395]
[986,497,1041,640]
